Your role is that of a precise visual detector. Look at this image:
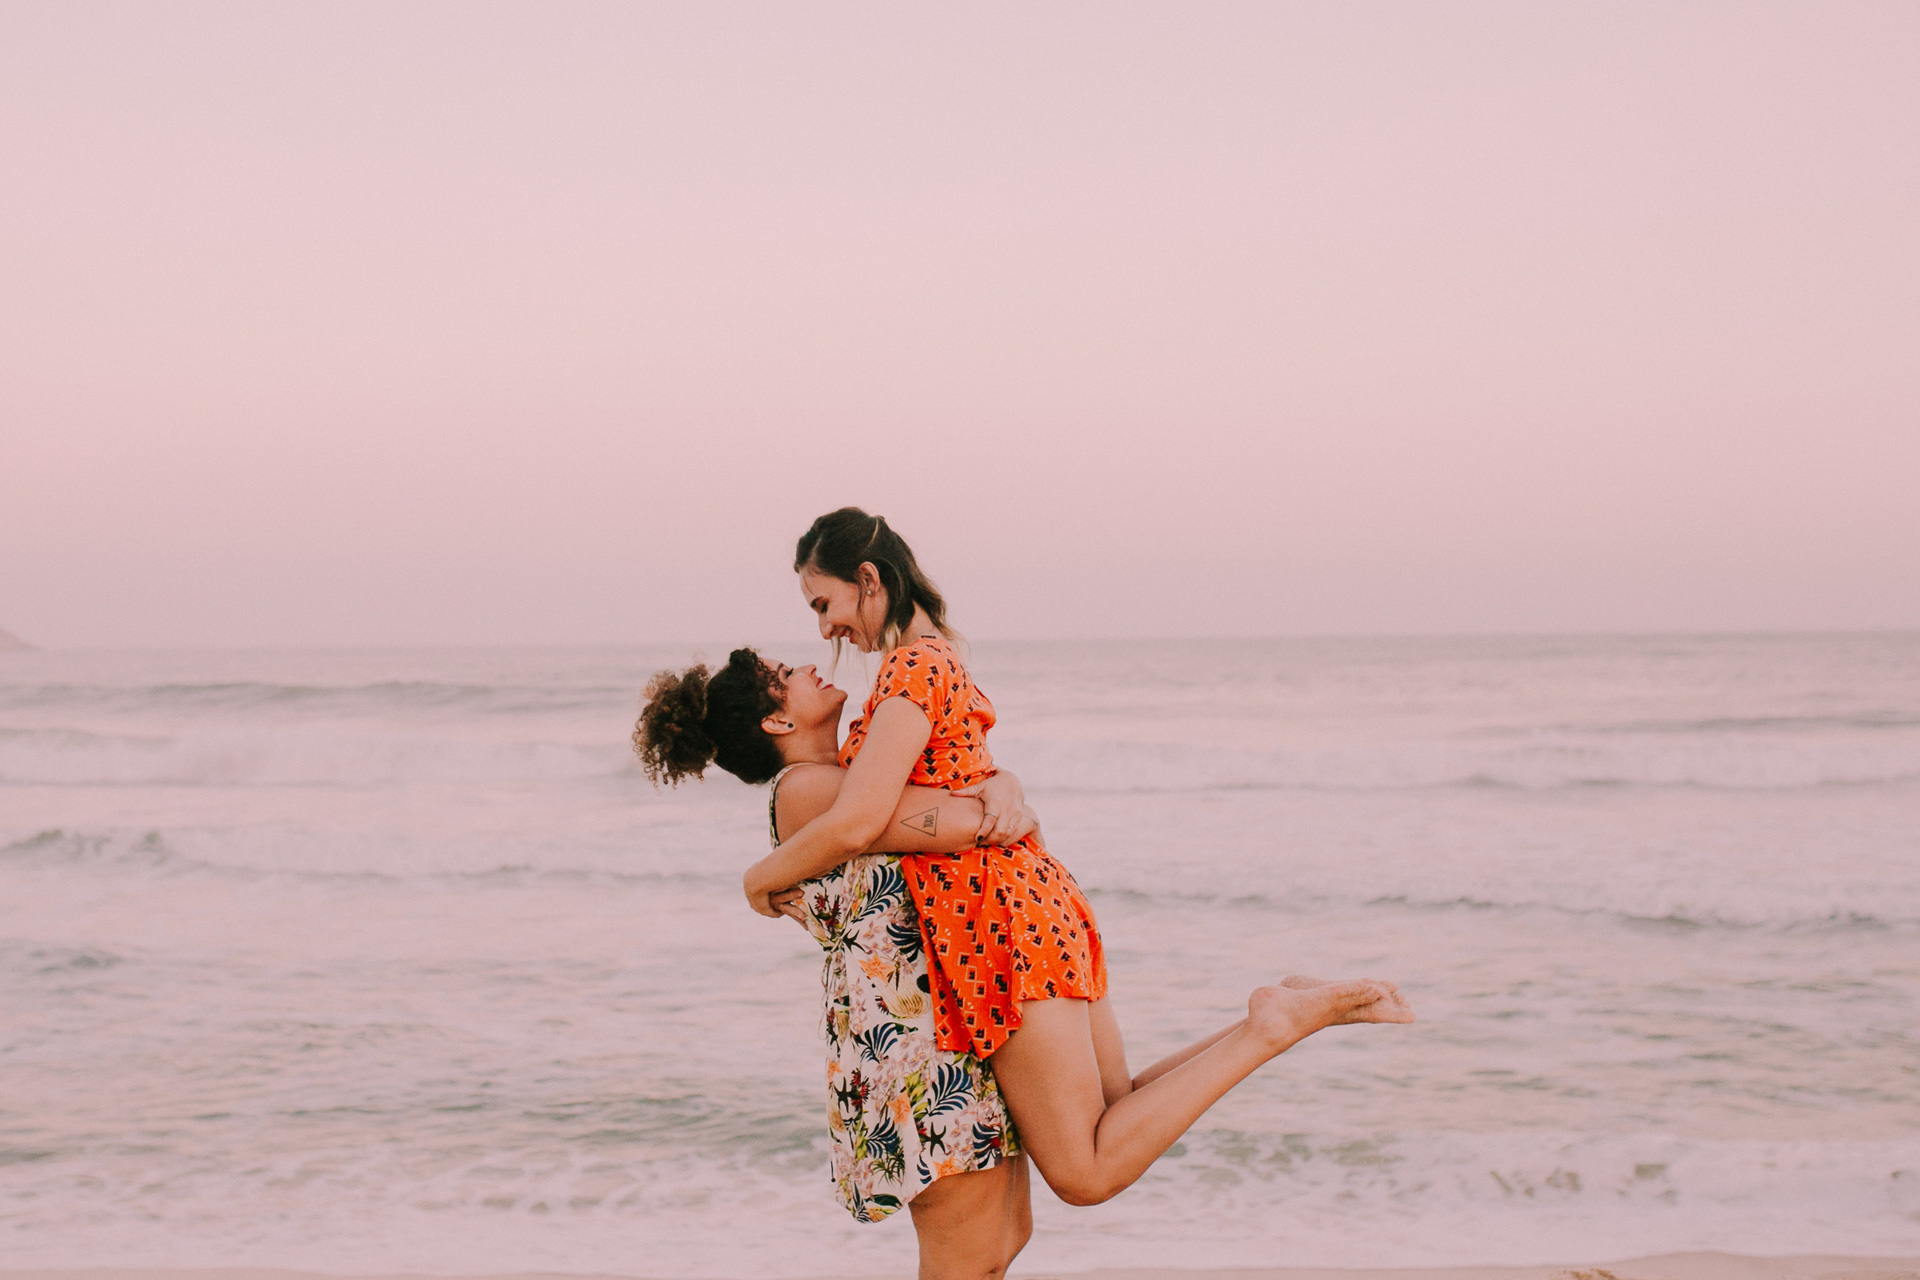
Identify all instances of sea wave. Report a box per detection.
[995,731,1920,794]
[1088,883,1920,933]
[1,827,172,868]
[0,725,631,787]
[0,679,633,718]
[11,824,1914,933]
[1549,709,1920,735]
[5,719,1918,791]
[1,1123,1915,1272]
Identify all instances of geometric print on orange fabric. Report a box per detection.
[839,637,1109,1059]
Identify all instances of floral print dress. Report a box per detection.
[773,765,1019,1223]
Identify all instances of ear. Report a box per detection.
[857,561,882,596]
[761,714,797,737]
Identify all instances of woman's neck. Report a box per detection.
[902,605,940,642]
[781,721,841,768]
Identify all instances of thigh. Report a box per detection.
[1087,996,1131,1105]
[908,1156,1030,1280]
[987,998,1108,1176]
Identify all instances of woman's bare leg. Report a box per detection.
[1095,977,1406,1097]
[1090,997,1256,1099]
[1086,998,1134,1105]
[992,978,1412,1207]
[907,1154,1033,1280]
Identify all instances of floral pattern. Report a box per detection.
[775,768,1019,1223]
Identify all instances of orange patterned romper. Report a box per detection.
[837,637,1108,1059]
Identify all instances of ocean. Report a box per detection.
[2,634,1917,1274]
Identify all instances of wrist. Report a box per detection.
[743,857,780,898]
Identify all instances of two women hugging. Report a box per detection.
[635,507,1413,1280]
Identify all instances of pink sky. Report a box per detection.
[2,2,1916,647]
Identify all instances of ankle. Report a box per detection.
[1245,985,1330,1054]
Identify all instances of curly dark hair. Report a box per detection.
[632,648,786,786]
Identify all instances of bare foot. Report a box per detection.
[1280,974,1403,1001]
[1247,976,1415,1053]
[1326,978,1414,1026]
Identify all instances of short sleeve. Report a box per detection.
[873,642,952,727]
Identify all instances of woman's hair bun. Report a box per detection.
[633,648,787,787]
[633,664,718,785]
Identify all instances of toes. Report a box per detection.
[1333,979,1382,1007]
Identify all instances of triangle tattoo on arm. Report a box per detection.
[901,808,938,836]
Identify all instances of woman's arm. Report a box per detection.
[956,770,1029,847]
[777,766,980,853]
[742,696,933,915]
[774,764,1037,855]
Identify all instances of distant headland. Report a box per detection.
[0,628,34,651]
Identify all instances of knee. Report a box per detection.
[943,1252,1018,1280]
[1008,1211,1034,1257]
[925,1259,1007,1280]
[974,1211,1032,1280]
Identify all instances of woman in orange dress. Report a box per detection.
[744,508,1416,1210]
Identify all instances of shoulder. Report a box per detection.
[772,762,843,839]
[880,637,944,668]
[878,637,968,690]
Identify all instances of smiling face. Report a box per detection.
[798,564,884,652]
[769,661,847,731]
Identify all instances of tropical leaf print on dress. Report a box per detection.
[773,768,1019,1224]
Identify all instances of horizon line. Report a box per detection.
[6,625,1920,654]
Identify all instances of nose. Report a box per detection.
[817,615,832,639]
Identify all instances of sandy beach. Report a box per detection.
[6,1254,1920,1280]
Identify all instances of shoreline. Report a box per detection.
[4,1254,1918,1280]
